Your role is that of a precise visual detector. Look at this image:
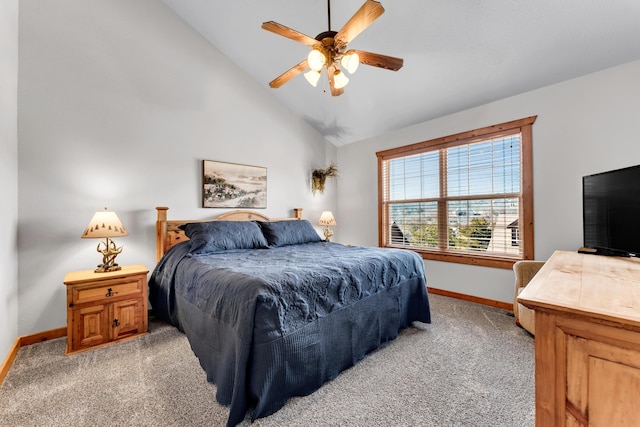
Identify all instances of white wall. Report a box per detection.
[337,60,640,304]
[0,0,19,357]
[17,0,335,336]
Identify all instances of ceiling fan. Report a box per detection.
[262,0,403,96]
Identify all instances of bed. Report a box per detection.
[149,207,431,426]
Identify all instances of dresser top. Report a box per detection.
[518,251,640,326]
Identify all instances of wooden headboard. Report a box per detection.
[155,206,303,262]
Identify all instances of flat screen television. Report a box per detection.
[583,164,640,257]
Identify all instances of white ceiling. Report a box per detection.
[161,0,640,146]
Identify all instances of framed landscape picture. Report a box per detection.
[202,160,267,208]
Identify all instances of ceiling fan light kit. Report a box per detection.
[341,50,360,74]
[304,69,322,87]
[262,0,403,96]
[333,69,349,89]
[308,47,328,71]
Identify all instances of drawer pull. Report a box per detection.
[113,319,120,327]
[106,288,117,297]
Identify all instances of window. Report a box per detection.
[377,116,536,269]
[509,220,520,247]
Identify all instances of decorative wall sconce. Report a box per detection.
[311,164,339,194]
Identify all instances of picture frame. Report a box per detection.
[202,160,267,208]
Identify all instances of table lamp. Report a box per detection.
[318,211,337,241]
[81,208,128,273]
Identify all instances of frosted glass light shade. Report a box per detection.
[333,70,349,89]
[304,70,322,87]
[308,48,327,71]
[341,51,360,74]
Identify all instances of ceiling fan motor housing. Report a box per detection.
[313,31,347,68]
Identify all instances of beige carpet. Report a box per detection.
[0,294,535,426]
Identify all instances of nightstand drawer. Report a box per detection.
[72,278,144,305]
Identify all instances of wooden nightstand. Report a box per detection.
[63,264,149,355]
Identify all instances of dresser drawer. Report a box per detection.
[71,275,144,305]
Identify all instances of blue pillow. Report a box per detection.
[258,220,323,247]
[179,221,269,255]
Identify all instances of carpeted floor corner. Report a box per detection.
[0,294,534,426]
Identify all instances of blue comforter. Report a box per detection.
[149,241,430,426]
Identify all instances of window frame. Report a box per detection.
[377,116,536,269]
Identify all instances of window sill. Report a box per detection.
[384,246,525,269]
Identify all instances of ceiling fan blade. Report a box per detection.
[262,21,318,46]
[353,50,403,71]
[327,64,344,97]
[269,59,309,88]
[334,0,385,47]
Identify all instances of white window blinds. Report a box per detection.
[377,116,536,268]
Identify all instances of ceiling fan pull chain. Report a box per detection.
[323,69,328,93]
[327,0,331,31]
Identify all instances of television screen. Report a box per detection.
[583,164,640,257]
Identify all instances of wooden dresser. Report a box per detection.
[64,264,149,355]
[517,251,640,426]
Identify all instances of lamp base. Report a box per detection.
[94,237,124,273]
[323,226,334,242]
[94,264,122,273]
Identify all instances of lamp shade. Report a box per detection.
[333,70,349,89]
[304,69,322,87]
[81,208,128,239]
[308,48,328,71]
[341,51,360,74]
[318,211,337,226]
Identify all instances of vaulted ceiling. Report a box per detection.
[161,0,640,146]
